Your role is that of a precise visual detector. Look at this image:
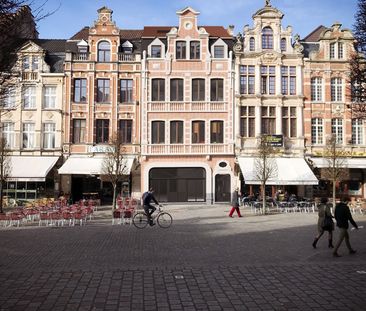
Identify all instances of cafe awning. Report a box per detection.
[8,156,59,182]
[238,157,318,185]
[58,156,135,175]
[310,157,366,169]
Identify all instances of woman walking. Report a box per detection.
[229,188,242,217]
[312,197,334,248]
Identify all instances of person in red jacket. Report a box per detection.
[333,197,358,257]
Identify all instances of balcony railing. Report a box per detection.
[147,101,228,112]
[72,53,89,61]
[142,143,234,155]
[118,53,136,62]
[22,72,38,81]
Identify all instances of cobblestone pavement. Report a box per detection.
[0,205,365,310]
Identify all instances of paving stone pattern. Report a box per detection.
[0,205,365,310]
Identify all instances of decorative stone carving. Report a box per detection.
[233,32,243,52]
[46,112,54,119]
[293,34,304,53]
[261,52,278,63]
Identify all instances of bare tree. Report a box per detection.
[348,0,366,117]
[321,135,349,208]
[0,137,11,214]
[102,133,129,211]
[254,135,278,214]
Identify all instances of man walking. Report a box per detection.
[333,197,358,257]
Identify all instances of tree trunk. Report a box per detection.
[112,184,117,211]
[262,183,266,215]
[332,181,336,210]
[0,181,3,214]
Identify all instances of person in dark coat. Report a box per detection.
[333,197,358,257]
[142,187,160,226]
[312,197,334,248]
[229,188,242,217]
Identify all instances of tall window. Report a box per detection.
[119,120,132,144]
[261,106,276,135]
[2,122,14,148]
[74,79,87,102]
[352,118,363,145]
[262,27,273,49]
[170,121,183,144]
[152,79,165,101]
[98,41,110,62]
[176,41,186,59]
[311,118,323,144]
[22,123,35,149]
[170,79,184,101]
[43,86,56,109]
[282,107,297,138]
[331,77,342,102]
[249,37,255,51]
[192,121,205,143]
[331,118,343,144]
[72,119,86,144]
[240,65,255,95]
[97,79,110,103]
[190,41,200,59]
[311,77,323,101]
[330,42,336,59]
[5,89,16,108]
[151,45,162,58]
[43,123,55,149]
[23,86,36,108]
[281,66,296,95]
[261,66,275,95]
[95,119,109,144]
[32,57,39,71]
[280,38,287,52]
[192,79,205,101]
[240,106,255,137]
[210,79,224,101]
[213,46,224,58]
[120,79,133,103]
[210,121,224,143]
[338,42,344,59]
[152,121,165,144]
[23,56,30,70]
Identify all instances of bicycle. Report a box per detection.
[132,205,173,229]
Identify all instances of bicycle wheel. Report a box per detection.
[132,212,149,229]
[157,212,173,228]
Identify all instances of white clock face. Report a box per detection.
[184,22,192,30]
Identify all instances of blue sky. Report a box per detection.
[32,0,358,39]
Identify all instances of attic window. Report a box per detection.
[78,46,88,53]
[151,45,162,58]
[214,46,224,58]
[121,41,133,54]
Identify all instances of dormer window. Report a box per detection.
[262,27,273,50]
[330,42,335,59]
[330,42,344,59]
[23,56,30,70]
[249,37,255,51]
[77,39,88,54]
[214,46,224,58]
[98,41,111,62]
[32,57,39,70]
[280,38,287,52]
[151,45,162,58]
[121,41,133,54]
[338,42,343,59]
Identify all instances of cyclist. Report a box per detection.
[142,187,160,226]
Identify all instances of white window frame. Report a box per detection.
[43,86,57,109]
[311,77,323,102]
[311,118,323,145]
[22,123,35,149]
[331,78,343,102]
[2,122,15,148]
[24,86,36,109]
[5,89,16,108]
[331,118,343,144]
[211,38,228,59]
[352,119,363,145]
[43,123,56,149]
